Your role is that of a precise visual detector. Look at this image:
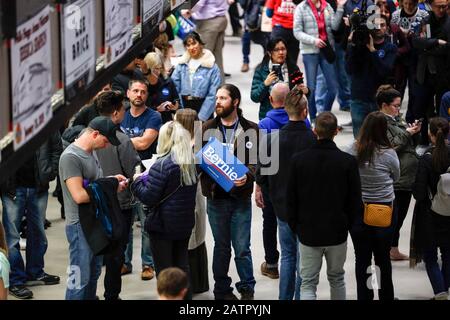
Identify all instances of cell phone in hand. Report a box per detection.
[272,64,282,79]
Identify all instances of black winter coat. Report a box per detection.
[286,139,363,247]
[131,155,197,240]
[1,131,62,195]
[412,146,450,251]
[256,120,315,222]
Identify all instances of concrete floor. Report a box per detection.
[7,28,437,301]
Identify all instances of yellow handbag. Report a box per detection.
[363,203,393,227]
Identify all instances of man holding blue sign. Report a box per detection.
[200,84,259,300]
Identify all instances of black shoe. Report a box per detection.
[215,292,239,300]
[9,285,33,299]
[240,291,254,300]
[44,219,51,229]
[26,273,60,286]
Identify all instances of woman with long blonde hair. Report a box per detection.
[131,121,197,298]
[175,109,209,294]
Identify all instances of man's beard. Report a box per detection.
[216,104,234,118]
[131,98,145,107]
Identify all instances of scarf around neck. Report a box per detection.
[308,0,328,41]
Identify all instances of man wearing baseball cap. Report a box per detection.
[59,115,127,300]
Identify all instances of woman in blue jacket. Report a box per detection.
[131,121,198,293]
[171,32,222,122]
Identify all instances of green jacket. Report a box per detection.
[385,114,419,191]
[250,61,302,120]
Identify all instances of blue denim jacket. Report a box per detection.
[171,49,222,121]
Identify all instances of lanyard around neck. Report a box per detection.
[221,120,239,147]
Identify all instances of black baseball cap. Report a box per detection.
[88,116,121,146]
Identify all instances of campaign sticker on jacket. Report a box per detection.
[162,87,170,96]
[196,137,249,192]
[377,49,386,59]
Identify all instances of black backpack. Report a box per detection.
[243,0,264,31]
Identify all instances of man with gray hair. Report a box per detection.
[257,86,315,299]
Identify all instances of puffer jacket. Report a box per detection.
[385,114,419,191]
[251,61,303,119]
[171,49,222,121]
[131,154,197,240]
[1,131,62,195]
[293,1,344,54]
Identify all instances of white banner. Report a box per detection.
[62,0,96,97]
[142,0,164,25]
[104,0,134,67]
[11,5,53,151]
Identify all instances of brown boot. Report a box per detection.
[260,262,279,279]
[141,266,155,280]
[390,247,409,261]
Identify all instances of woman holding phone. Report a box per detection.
[251,37,308,120]
[144,52,179,124]
[377,85,421,261]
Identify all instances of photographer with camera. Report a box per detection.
[346,13,398,137]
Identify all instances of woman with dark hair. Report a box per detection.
[348,111,400,300]
[412,117,450,300]
[376,85,421,260]
[251,37,308,120]
[171,32,222,121]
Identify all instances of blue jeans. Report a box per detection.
[350,100,378,138]
[1,188,48,286]
[65,222,103,300]
[242,29,268,64]
[334,43,351,109]
[423,246,450,295]
[303,53,338,121]
[207,197,256,296]
[124,203,154,269]
[277,218,301,300]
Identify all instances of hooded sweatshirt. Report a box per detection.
[258,108,311,132]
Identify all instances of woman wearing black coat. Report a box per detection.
[131,121,197,293]
[411,117,450,300]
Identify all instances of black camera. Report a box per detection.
[349,8,370,47]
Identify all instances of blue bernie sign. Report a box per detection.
[196,137,249,192]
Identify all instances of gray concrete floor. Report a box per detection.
[9,28,436,301]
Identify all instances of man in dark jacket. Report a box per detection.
[0,131,63,299]
[200,84,259,300]
[346,15,398,137]
[286,112,363,300]
[256,86,315,300]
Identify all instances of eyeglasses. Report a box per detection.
[390,103,401,109]
[272,47,287,53]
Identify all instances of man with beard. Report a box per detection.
[200,84,259,300]
[120,79,161,281]
[346,14,398,138]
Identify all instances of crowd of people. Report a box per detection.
[0,0,449,301]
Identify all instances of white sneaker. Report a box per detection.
[20,238,26,250]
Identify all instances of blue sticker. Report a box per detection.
[162,87,169,96]
[377,49,385,59]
